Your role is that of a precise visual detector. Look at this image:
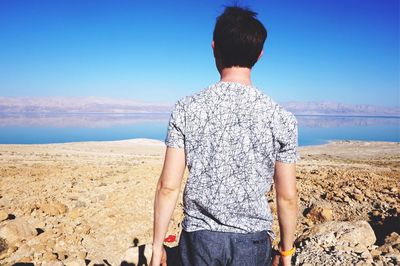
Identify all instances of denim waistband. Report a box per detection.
[182,229,271,240]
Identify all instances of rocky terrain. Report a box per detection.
[0,139,399,265]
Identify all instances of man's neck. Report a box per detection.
[220,67,252,86]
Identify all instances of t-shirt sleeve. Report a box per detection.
[272,106,300,163]
[165,100,185,148]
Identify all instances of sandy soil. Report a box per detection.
[0,139,399,265]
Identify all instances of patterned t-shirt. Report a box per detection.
[165,81,300,240]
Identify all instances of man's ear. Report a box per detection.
[258,49,264,61]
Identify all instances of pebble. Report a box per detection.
[370,249,382,257]
[0,210,9,222]
[39,201,68,216]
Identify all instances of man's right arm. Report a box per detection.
[273,161,298,265]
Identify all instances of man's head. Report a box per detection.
[212,6,267,70]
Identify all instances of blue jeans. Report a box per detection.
[178,229,272,266]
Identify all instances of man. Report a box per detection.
[151,5,299,266]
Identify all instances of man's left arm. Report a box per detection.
[151,146,186,266]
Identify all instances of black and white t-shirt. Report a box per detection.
[165,81,299,240]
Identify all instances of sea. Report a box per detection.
[0,113,399,146]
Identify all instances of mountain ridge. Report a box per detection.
[0,96,398,117]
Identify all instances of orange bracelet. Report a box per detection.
[279,246,296,256]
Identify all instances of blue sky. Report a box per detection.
[0,0,398,106]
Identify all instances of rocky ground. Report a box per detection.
[0,139,399,265]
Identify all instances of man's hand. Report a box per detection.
[272,253,292,266]
[150,245,167,266]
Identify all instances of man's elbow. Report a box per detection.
[157,180,180,196]
[276,191,298,206]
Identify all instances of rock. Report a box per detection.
[379,244,394,254]
[343,196,352,204]
[0,237,7,253]
[38,201,68,216]
[305,204,333,223]
[0,210,8,222]
[335,245,352,252]
[75,201,87,208]
[385,232,400,245]
[361,250,372,259]
[383,196,396,204]
[294,221,377,265]
[31,242,46,254]
[353,194,365,202]
[42,252,58,261]
[310,169,319,175]
[88,259,107,266]
[74,224,90,235]
[0,218,37,245]
[365,190,374,199]
[56,250,67,260]
[384,253,400,264]
[46,238,56,251]
[353,244,369,254]
[0,246,17,260]
[370,248,382,257]
[376,231,400,261]
[77,250,87,259]
[64,257,86,266]
[15,256,32,263]
[337,221,376,247]
[68,208,82,219]
[304,218,314,227]
[371,210,381,218]
[7,243,33,263]
[42,260,64,266]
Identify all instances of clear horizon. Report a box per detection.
[0,0,399,106]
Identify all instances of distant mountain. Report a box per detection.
[0,97,398,117]
[283,101,400,117]
[0,112,397,128]
[0,96,171,114]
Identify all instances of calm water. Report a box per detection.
[0,113,399,146]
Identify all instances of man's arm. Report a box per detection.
[151,147,186,265]
[273,161,298,264]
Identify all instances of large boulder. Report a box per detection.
[0,218,37,245]
[297,220,376,247]
[294,220,376,265]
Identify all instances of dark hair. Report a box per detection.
[213,6,267,69]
